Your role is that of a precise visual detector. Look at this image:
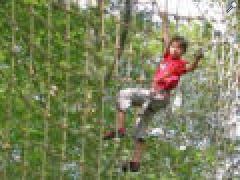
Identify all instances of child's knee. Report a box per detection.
[132,123,148,143]
[132,134,146,143]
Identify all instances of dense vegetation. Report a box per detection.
[0,1,238,179]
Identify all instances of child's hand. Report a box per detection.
[194,48,204,60]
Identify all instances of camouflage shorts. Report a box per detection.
[116,88,170,142]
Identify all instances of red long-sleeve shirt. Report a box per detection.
[153,52,189,91]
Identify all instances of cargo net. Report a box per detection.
[0,0,239,179]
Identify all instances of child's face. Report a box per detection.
[169,41,183,58]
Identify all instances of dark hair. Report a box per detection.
[167,35,188,54]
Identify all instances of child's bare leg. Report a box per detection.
[131,140,145,162]
[117,110,125,129]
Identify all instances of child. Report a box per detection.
[103,18,204,172]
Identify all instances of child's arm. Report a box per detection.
[151,72,160,91]
[160,12,170,52]
[186,48,204,72]
[151,53,202,89]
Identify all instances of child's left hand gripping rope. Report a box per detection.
[195,48,204,59]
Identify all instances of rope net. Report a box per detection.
[0,0,239,179]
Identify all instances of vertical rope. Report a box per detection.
[80,1,93,178]
[101,0,105,50]
[138,5,146,83]
[4,0,16,179]
[214,29,223,176]
[166,0,172,173]
[60,1,70,179]
[236,41,240,154]
[114,3,121,178]
[23,39,27,179]
[175,1,179,32]
[80,89,88,180]
[98,0,105,178]
[85,1,89,75]
[23,2,28,179]
[41,1,52,179]
[228,44,234,139]
[211,29,217,155]
[127,43,132,79]
[80,90,86,179]
[213,30,218,177]
[22,3,35,179]
[220,31,225,145]
[115,11,120,78]
[80,1,87,178]
[98,68,105,179]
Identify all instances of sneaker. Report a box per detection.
[121,161,140,172]
[103,128,126,140]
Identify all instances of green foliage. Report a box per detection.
[0,1,236,179]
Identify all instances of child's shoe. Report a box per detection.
[103,127,126,140]
[121,161,140,172]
